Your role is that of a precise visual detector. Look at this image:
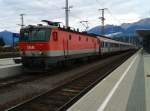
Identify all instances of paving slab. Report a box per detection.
[0,58,21,69]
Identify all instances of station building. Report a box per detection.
[137,30,150,53]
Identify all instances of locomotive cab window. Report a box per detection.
[20,28,51,42]
[102,42,104,47]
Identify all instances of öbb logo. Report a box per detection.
[27,46,35,50]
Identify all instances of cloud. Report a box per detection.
[0,0,149,32]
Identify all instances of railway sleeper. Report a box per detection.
[46,94,72,101]
[65,86,85,90]
[45,96,71,102]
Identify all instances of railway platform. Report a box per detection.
[0,57,21,69]
[68,49,149,111]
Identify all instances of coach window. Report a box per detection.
[69,35,71,40]
[116,44,118,47]
[111,43,113,47]
[117,44,119,47]
[113,44,115,47]
[102,42,104,47]
[105,42,107,47]
[108,43,110,47]
[114,44,116,47]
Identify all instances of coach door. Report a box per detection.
[101,42,104,54]
[63,38,69,58]
[97,39,101,55]
[108,42,110,53]
[94,42,97,53]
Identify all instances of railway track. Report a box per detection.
[0,60,86,89]
[7,51,135,111]
[0,51,126,90]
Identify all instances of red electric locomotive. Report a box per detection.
[18,21,101,68]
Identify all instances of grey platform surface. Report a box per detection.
[68,50,149,111]
[0,57,21,69]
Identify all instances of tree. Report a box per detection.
[0,37,5,46]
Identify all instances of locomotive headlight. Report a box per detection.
[39,51,42,55]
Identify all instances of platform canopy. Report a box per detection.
[137,29,150,53]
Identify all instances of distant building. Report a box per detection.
[137,30,150,53]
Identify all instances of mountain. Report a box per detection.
[88,25,123,35]
[122,18,150,34]
[88,18,150,36]
[1,18,149,45]
[0,30,19,45]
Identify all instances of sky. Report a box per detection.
[0,0,150,32]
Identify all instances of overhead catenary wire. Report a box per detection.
[69,12,100,31]
[95,0,125,25]
[80,21,89,31]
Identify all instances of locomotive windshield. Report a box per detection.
[20,28,51,42]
